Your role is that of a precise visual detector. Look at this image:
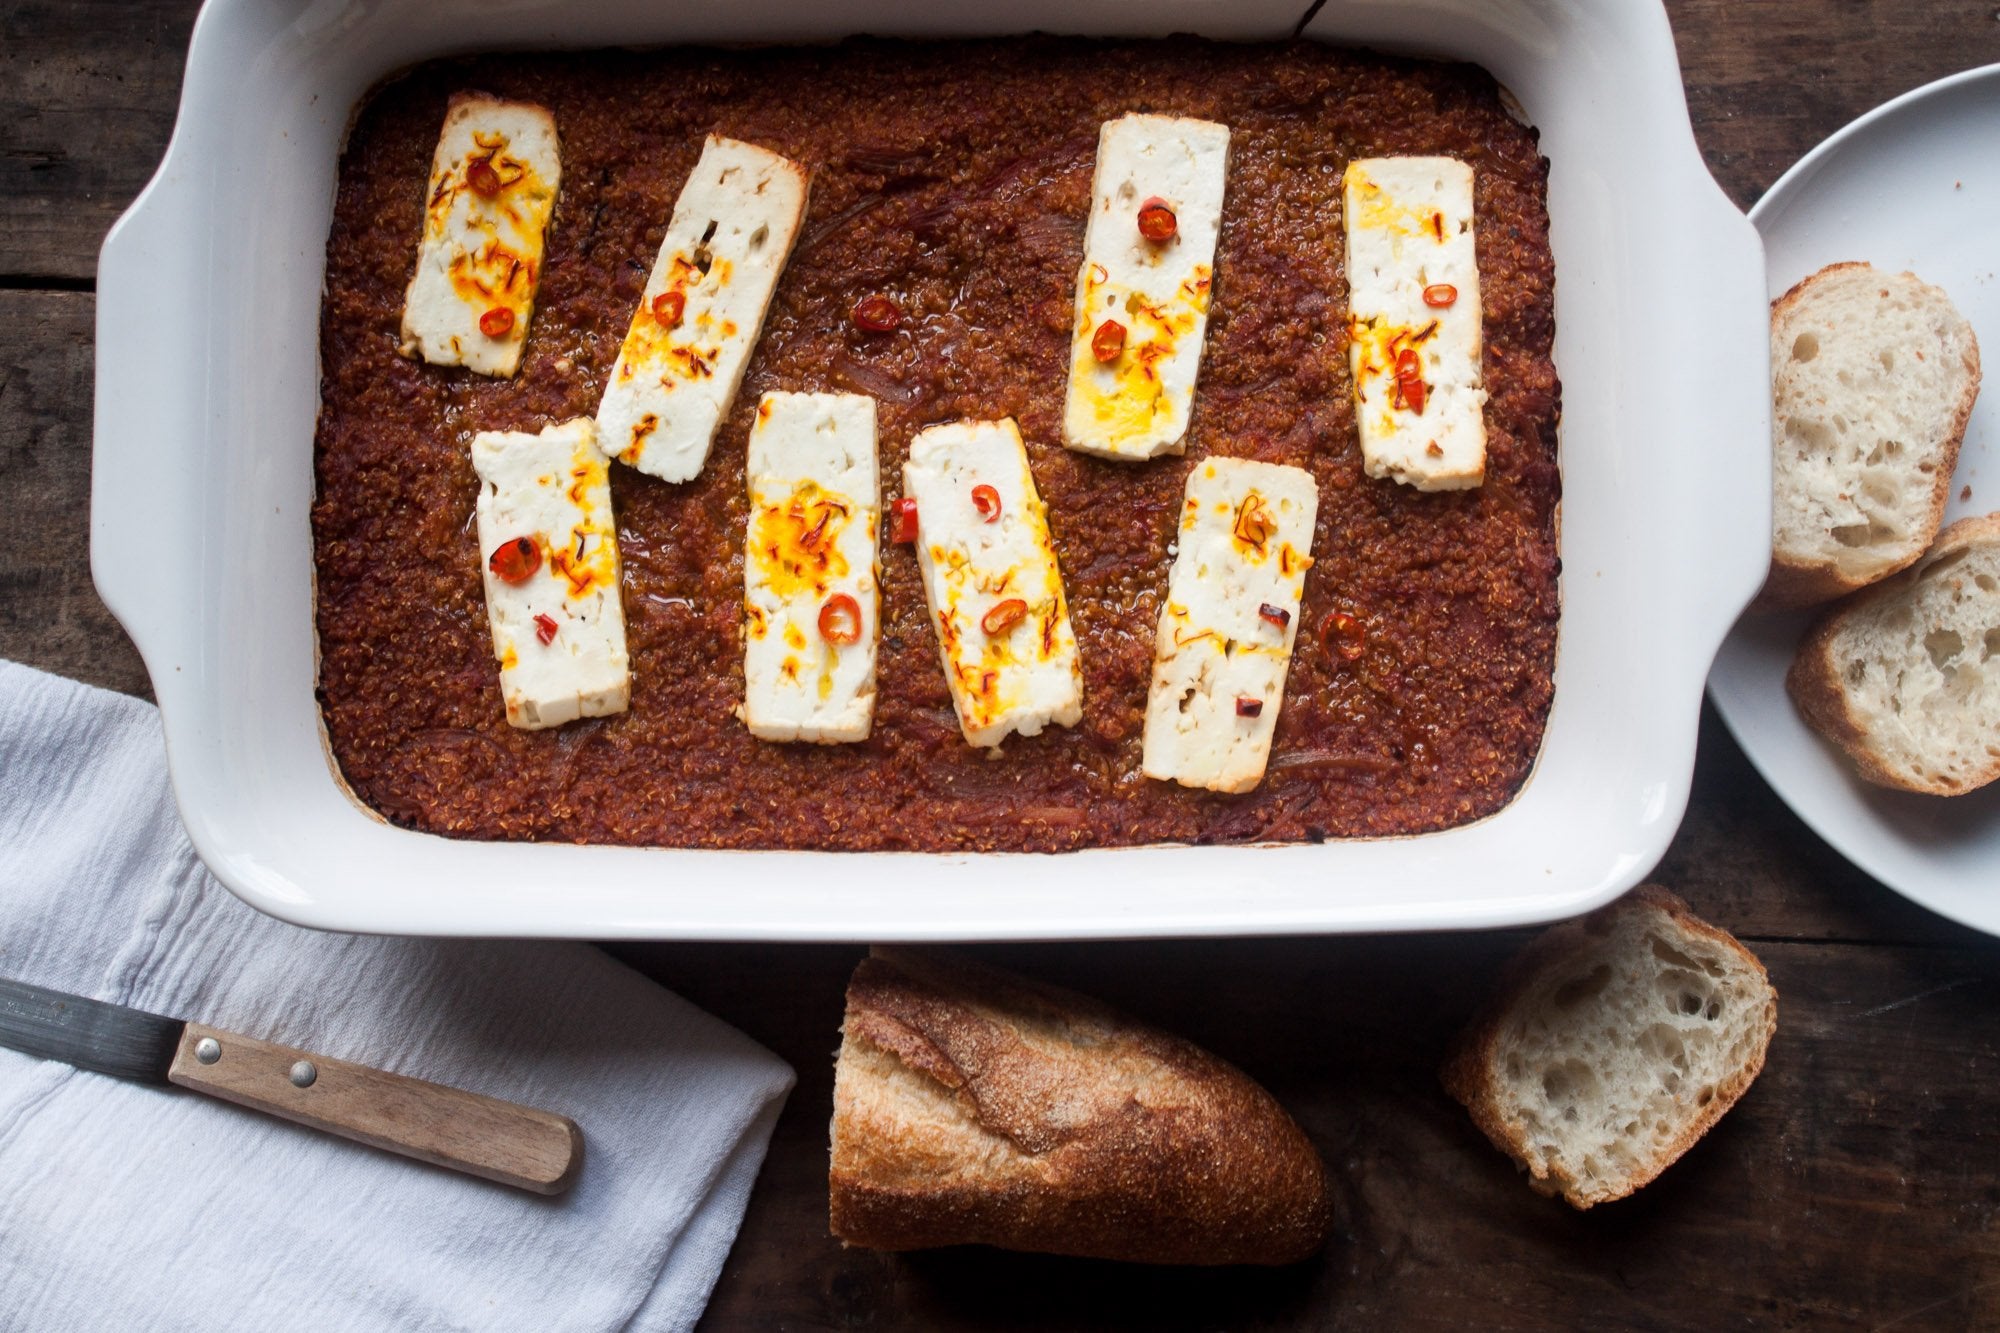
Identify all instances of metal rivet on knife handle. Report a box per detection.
[289,1059,317,1088]
[195,1037,221,1065]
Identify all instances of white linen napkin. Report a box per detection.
[0,659,795,1332]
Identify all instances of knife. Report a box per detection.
[0,977,582,1194]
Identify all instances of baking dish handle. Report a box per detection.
[90,141,213,707]
[1675,179,1772,657]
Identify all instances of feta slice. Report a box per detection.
[741,392,880,743]
[400,92,561,379]
[1142,457,1318,793]
[904,419,1084,749]
[1062,113,1231,461]
[471,418,630,730]
[597,136,810,483]
[1343,156,1487,490]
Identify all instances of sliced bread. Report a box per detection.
[1442,885,1776,1209]
[1787,512,2000,795]
[1760,262,1981,610]
[829,947,1332,1265]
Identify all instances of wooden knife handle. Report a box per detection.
[167,1022,582,1194]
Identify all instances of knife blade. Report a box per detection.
[0,977,581,1194]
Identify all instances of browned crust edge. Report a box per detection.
[1440,884,1778,1209]
[1755,262,1983,612]
[1786,512,2000,795]
[829,946,1332,1266]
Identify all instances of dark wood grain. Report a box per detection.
[0,290,150,697]
[4,2,2000,1329]
[1666,0,2000,210]
[0,0,194,282]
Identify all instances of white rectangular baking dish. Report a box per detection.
[91,0,1769,939]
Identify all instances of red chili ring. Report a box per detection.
[1137,197,1178,243]
[853,294,903,332]
[488,536,540,584]
[1091,320,1127,363]
[818,593,863,645]
[465,159,502,198]
[981,598,1028,635]
[888,497,919,544]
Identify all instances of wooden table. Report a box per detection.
[5,3,1998,1326]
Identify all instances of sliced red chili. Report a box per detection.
[853,294,902,332]
[1092,320,1127,363]
[818,593,863,645]
[1394,347,1427,415]
[479,306,515,338]
[651,290,686,327]
[1258,603,1291,629]
[981,598,1028,636]
[465,158,502,198]
[533,613,559,645]
[488,537,540,584]
[971,484,1002,523]
[1137,197,1178,243]
[888,497,919,544]
[1423,283,1458,308]
[1323,610,1366,661]
[1235,696,1264,718]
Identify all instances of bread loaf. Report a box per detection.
[829,947,1331,1265]
[1442,885,1776,1209]
[1760,262,1980,610]
[1787,512,2000,795]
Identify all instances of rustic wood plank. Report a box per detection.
[1666,0,2000,209]
[0,290,149,697]
[0,0,196,281]
[625,936,2000,1331]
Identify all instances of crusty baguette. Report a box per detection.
[829,947,1331,1265]
[1442,886,1776,1210]
[1758,262,1981,610]
[1787,512,2000,795]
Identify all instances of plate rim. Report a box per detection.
[1709,59,2000,937]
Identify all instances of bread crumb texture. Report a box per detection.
[1443,885,1776,1209]
[829,947,1331,1265]
[1788,512,2000,794]
[1762,261,1981,609]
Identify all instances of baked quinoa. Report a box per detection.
[311,37,1561,851]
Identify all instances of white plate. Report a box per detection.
[1709,63,2000,936]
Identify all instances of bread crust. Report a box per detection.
[1756,262,1982,611]
[1786,511,2000,795]
[829,947,1331,1265]
[1441,885,1777,1209]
